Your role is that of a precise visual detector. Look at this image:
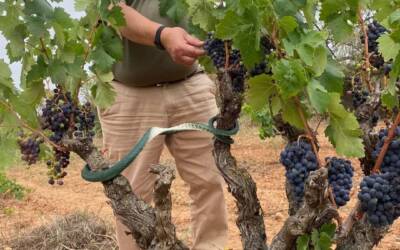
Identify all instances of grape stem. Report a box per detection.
[40,37,51,61]
[294,97,322,167]
[372,112,400,173]
[224,41,230,69]
[358,8,374,92]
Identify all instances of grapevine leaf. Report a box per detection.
[272,59,308,99]
[317,60,344,93]
[371,0,396,21]
[320,223,336,238]
[320,0,359,42]
[283,29,328,76]
[378,34,400,62]
[107,5,126,27]
[74,0,91,11]
[296,235,310,250]
[216,8,262,68]
[319,232,333,250]
[91,79,116,109]
[9,96,39,128]
[279,16,298,34]
[0,131,19,169]
[187,0,218,31]
[325,93,364,158]
[48,60,67,85]
[383,53,400,108]
[282,99,306,129]
[0,59,14,91]
[90,47,116,73]
[159,0,188,24]
[0,104,18,128]
[23,0,54,18]
[25,16,48,37]
[246,74,276,111]
[311,229,320,250]
[19,80,45,106]
[307,79,330,113]
[215,10,242,39]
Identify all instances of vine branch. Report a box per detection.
[358,8,373,92]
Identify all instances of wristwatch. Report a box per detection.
[154,25,167,50]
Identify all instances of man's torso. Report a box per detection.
[113,0,198,87]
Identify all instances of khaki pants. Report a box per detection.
[99,73,228,250]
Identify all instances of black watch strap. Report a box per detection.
[154,25,167,50]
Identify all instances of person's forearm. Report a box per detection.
[118,3,160,46]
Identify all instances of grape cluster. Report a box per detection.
[249,36,274,77]
[358,173,398,226]
[327,157,354,207]
[18,136,43,165]
[351,77,369,108]
[280,141,318,201]
[204,34,246,92]
[204,35,226,69]
[40,86,96,184]
[358,126,400,227]
[361,20,388,69]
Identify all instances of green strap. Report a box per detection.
[81,116,239,182]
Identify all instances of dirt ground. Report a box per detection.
[1,120,399,250]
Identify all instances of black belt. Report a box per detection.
[155,70,204,87]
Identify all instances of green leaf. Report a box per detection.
[320,0,359,42]
[279,16,298,34]
[24,0,54,19]
[90,47,116,73]
[246,74,276,111]
[0,59,14,91]
[91,79,116,109]
[0,131,19,169]
[283,29,328,76]
[19,80,45,106]
[319,233,333,250]
[325,93,364,158]
[296,235,310,250]
[311,229,320,250]
[307,79,331,113]
[74,0,91,11]
[378,34,400,62]
[187,0,218,32]
[159,0,188,24]
[282,99,306,129]
[216,8,263,68]
[320,223,336,238]
[273,59,308,99]
[318,60,344,93]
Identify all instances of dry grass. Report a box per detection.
[2,211,117,250]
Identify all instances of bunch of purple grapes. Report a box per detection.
[280,140,318,202]
[249,36,274,77]
[204,34,246,92]
[358,126,400,227]
[18,136,44,165]
[361,20,388,69]
[327,157,354,207]
[40,86,96,185]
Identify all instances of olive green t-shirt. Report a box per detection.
[113,0,198,86]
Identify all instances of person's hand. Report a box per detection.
[160,27,205,66]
